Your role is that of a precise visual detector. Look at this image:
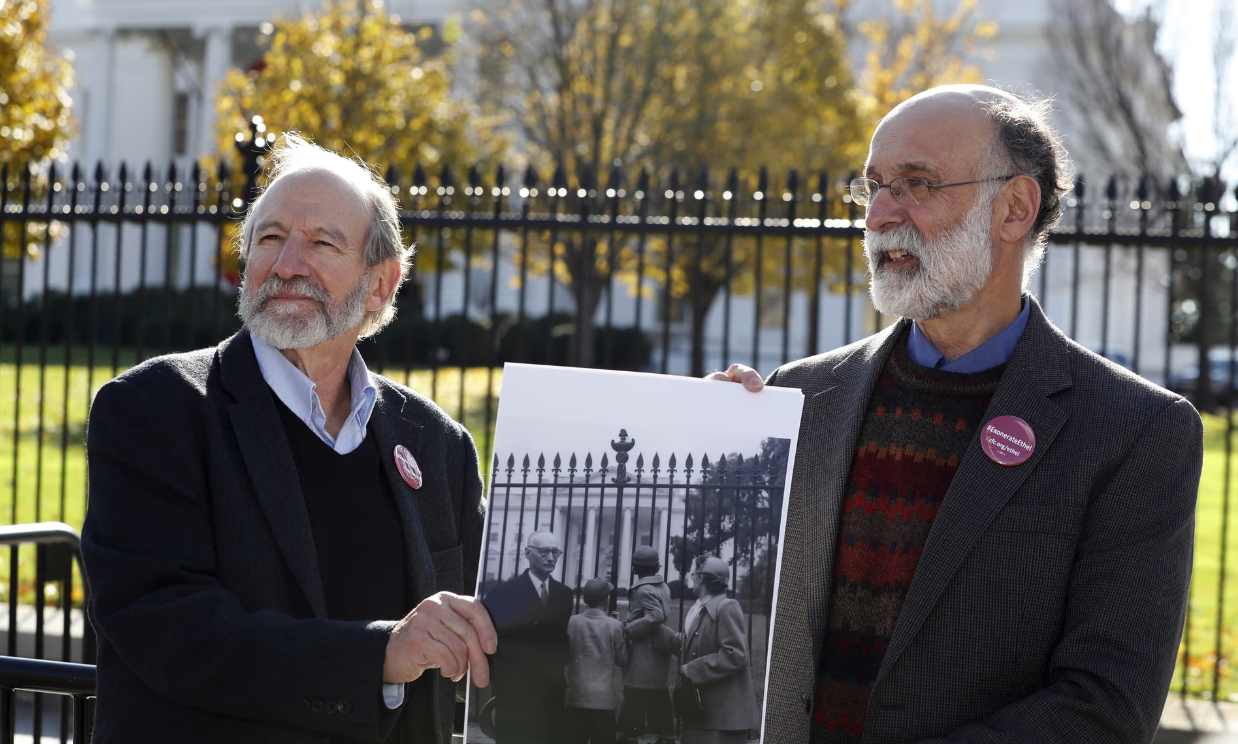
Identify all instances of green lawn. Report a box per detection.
[2,354,1237,699]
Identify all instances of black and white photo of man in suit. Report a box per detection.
[482,531,575,744]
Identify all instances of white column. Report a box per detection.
[619,507,634,588]
[656,506,669,566]
[86,30,118,162]
[197,25,232,159]
[584,507,598,579]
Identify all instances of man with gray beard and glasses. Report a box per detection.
[712,85,1203,743]
[82,135,496,744]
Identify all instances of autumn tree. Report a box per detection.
[1046,0,1186,187]
[0,0,75,259]
[213,0,504,281]
[469,0,992,373]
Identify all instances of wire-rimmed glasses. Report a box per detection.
[849,175,1015,207]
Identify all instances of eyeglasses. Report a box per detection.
[849,175,1014,207]
[528,547,562,559]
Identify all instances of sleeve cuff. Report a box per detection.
[382,683,405,709]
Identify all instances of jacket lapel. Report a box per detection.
[875,299,1072,684]
[802,321,909,654]
[219,331,328,618]
[368,381,436,606]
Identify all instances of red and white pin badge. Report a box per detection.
[394,445,423,489]
[981,415,1036,466]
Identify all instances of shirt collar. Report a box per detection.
[906,295,1030,374]
[527,570,549,593]
[249,333,378,449]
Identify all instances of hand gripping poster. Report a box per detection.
[467,364,803,744]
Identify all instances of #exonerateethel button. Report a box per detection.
[981,415,1035,466]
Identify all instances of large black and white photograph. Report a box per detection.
[467,364,802,744]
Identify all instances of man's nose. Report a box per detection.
[270,235,311,279]
[864,188,907,233]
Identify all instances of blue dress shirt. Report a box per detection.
[249,334,404,709]
[906,296,1030,373]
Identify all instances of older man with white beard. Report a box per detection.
[714,85,1203,743]
[82,135,496,744]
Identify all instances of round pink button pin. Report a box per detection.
[394,444,423,489]
[980,415,1035,466]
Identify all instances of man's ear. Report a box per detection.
[996,174,1041,247]
[366,258,403,312]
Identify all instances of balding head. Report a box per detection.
[874,85,1073,283]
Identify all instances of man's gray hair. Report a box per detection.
[977,95,1074,288]
[238,134,413,339]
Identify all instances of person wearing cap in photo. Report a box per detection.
[617,544,677,744]
[566,578,630,744]
[711,85,1204,743]
[482,531,574,744]
[677,556,757,744]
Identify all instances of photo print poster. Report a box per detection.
[467,363,803,744]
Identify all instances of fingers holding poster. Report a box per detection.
[467,364,803,744]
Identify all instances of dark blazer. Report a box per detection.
[483,570,573,744]
[762,297,1203,744]
[82,330,485,744]
[681,594,757,732]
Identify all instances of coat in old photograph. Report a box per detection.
[566,608,629,710]
[624,575,675,689]
[483,569,574,744]
[681,594,758,732]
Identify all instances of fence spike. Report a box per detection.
[553,453,561,469]
[493,453,499,469]
[439,163,454,189]
[506,453,515,469]
[216,159,229,183]
[636,453,644,470]
[600,453,609,470]
[669,167,681,192]
[552,162,567,189]
[757,166,769,194]
[468,163,481,188]
[570,453,578,469]
[522,454,530,470]
[579,162,596,191]
[685,453,694,471]
[92,161,104,186]
[1137,174,1149,202]
[652,453,660,470]
[142,161,153,189]
[385,163,398,188]
[495,164,507,191]
[70,161,81,186]
[787,168,799,196]
[637,167,650,193]
[817,169,829,200]
[668,453,676,470]
[726,167,739,194]
[523,163,538,189]
[608,161,622,193]
[585,453,593,469]
[695,166,709,193]
[413,163,427,188]
[1105,174,1118,203]
[537,453,545,469]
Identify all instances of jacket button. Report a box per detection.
[801,693,812,714]
[339,701,352,715]
[311,699,324,714]
[326,701,338,715]
[298,698,310,712]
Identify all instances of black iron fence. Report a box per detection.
[0,523,93,742]
[2,147,1238,704]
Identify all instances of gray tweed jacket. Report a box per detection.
[762,297,1203,744]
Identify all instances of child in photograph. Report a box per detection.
[566,578,629,744]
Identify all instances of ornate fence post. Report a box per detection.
[608,429,635,611]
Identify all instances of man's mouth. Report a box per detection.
[882,250,918,270]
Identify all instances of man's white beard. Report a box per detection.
[863,195,996,321]
[237,270,370,350]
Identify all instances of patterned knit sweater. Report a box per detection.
[810,335,1006,742]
